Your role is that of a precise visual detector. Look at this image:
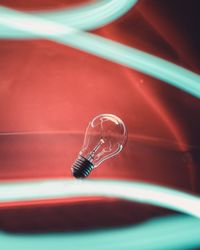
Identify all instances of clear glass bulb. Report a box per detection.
[71,114,127,178]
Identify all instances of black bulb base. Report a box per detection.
[72,155,94,179]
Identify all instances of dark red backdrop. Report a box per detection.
[0,0,199,233]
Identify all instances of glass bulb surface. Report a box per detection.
[80,114,127,167]
[71,114,127,178]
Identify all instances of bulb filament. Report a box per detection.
[87,139,105,161]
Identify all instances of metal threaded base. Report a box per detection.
[72,155,94,178]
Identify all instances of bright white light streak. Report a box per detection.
[0,7,75,37]
[0,179,200,218]
[0,5,200,98]
[0,0,138,37]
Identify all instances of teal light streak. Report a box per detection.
[0,215,200,249]
[1,179,200,218]
[0,4,200,98]
[57,32,200,99]
[34,0,138,31]
[0,0,137,38]
[0,2,200,248]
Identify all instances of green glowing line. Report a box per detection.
[0,215,200,250]
[35,0,138,31]
[57,32,200,99]
[0,2,200,247]
[0,5,199,98]
[1,179,200,218]
[0,0,137,38]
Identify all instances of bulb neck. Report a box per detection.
[72,155,94,178]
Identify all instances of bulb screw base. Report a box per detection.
[72,155,94,178]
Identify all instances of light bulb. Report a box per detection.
[71,114,127,178]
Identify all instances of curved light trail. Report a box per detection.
[0,1,200,249]
[0,179,200,218]
[0,215,200,250]
[0,179,200,249]
[0,2,200,98]
[0,0,138,38]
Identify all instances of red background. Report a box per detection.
[0,0,200,233]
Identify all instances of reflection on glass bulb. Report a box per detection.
[71,114,127,178]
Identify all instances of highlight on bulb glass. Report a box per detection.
[71,114,127,178]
